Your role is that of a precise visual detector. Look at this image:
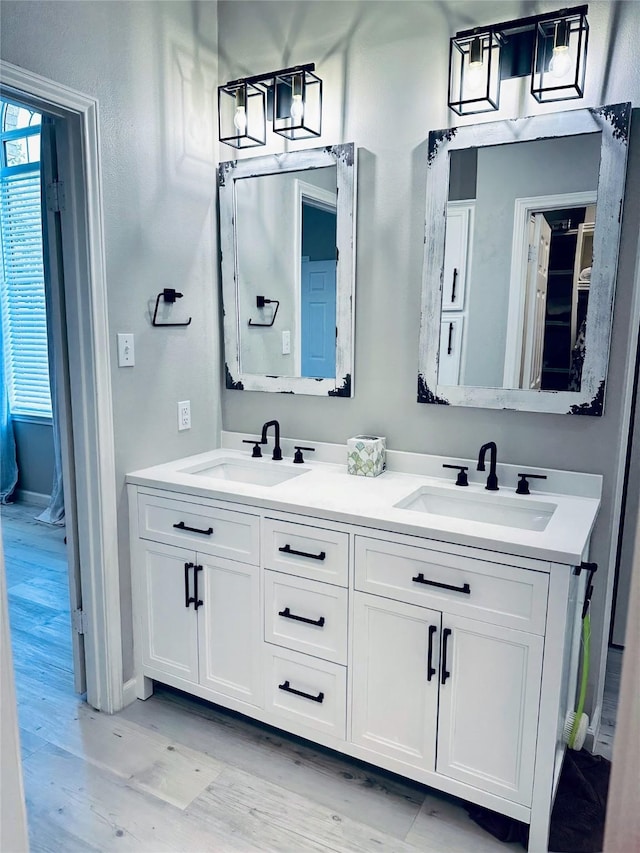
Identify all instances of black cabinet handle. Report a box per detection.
[451,268,458,303]
[193,564,203,610]
[427,624,437,681]
[278,607,325,628]
[184,562,195,608]
[411,573,471,595]
[278,680,324,704]
[173,521,213,536]
[278,544,326,561]
[441,628,452,685]
[447,322,454,355]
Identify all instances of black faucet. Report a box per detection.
[261,420,282,460]
[477,441,499,491]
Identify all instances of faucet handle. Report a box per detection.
[293,446,315,464]
[516,473,547,495]
[442,464,469,487]
[242,439,262,458]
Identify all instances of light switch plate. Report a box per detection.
[117,333,135,367]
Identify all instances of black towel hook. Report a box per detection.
[152,288,192,327]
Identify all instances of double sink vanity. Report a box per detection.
[127,431,601,851]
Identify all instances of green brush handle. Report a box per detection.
[569,609,591,749]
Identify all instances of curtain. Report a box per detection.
[36,117,64,526]
[0,317,18,504]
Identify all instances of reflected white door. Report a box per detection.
[521,214,551,390]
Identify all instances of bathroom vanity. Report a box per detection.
[127,437,601,852]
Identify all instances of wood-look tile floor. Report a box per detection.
[2,501,620,853]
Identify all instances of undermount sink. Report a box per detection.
[180,458,308,487]
[394,485,556,531]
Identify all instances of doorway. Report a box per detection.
[0,95,86,702]
[0,59,122,714]
[297,184,337,378]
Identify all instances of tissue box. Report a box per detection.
[347,435,386,477]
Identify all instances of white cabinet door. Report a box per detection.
[197,556,262,708]
[436,613,543,805]
[438,315,464,385]
[442,203,473,311]
[351,593,440,771]
[140,541,199,684]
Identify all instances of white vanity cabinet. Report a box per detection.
[131,490,262,709]
[128,477,587,853]
[261,517,349,741]
[351,535,546,806]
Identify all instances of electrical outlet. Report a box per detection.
[117,333,135,367]
[178,400,191,431]
[282,330,291,354]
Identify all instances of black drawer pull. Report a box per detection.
[412,573,470,595]
[441,627,452,685]
[427,624,437,681]
[193,564,203,610]
[278,544,326,561]
[278,680,324,703]
[278,607,325,628]
[173,521,213,536]
[184,562,195,608]
[451,267,458,302]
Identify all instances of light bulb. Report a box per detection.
[290,93,304,122]
[549,46,572,78]
[233,105,247,134]
[549,19,572,79]
[466,60,485,92]
[465,36,485,92]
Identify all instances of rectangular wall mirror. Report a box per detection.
[418,104,630,415]
[219,143,356,396]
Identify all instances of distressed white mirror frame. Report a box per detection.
[418,104,631,416]
[219,143,356,396]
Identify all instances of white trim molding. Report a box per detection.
[0,60,123,713]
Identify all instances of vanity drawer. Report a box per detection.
[265,571,348,665]
[264,645,346,740]
[263,518,349,586]
[138,493,259,564]
[354,536,548,634]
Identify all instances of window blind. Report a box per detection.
[0,169,52,417]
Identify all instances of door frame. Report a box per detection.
[0,60,122,713]
[503,190,597,388]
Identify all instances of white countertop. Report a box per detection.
[127,436,602,566]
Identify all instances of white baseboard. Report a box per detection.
[122,677,139,708]
[15,490,49,508]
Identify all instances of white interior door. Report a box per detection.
[521,213,551,390]
[40,117,86,693]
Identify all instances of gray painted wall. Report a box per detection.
[218,0,640,718]
[1,0,222,681]
[13,421,54,498]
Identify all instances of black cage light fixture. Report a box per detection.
[448,5,588,116]
[218,63,322,149]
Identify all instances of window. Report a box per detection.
[0,99,51,418]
